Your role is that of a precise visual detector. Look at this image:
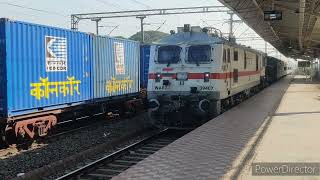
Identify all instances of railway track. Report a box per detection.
[0,117,112,159]
[0,112,127,150]
[55,129,189,180]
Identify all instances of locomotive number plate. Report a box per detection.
[199,86,214,91]
[155,86,168,90]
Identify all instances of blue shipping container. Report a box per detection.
[140,45,150,89]
[0,18,92,117]
[93,36,140,99]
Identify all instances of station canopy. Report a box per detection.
[218,0,320,60]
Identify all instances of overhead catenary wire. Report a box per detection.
[0,1,67,17]
[0,1,98,29]
[70,5,230,33]
[200,19,226,29]
[130,0,151,9]
[154,20,166,31]
[201,18,229,27]
[0,1,277,48]
[108,25,119,35]
[232,22,242,35]
[237,27,251,38]
[3,9,40,18]
[95,0,127,11]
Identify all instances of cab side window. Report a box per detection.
[256,54,259,71]
[233,69,238,83]
[234,50,238,61]
[244,51,247,69]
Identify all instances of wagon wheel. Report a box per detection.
[0,127,8,148]
[16,137,34,150]
[4,127,17,146]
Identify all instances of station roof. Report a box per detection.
[218,0,320,60]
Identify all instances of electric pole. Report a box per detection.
[91,18,102,35]
[265,41,268,54]
[137,16,146,43]
[228,12,234,39]
[227,12,242,41]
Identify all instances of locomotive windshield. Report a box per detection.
[187,45,211,64]
[157,45,181,64]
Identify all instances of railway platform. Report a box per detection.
[112,76,292,180]
[238,75,320,180]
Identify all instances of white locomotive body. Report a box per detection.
[148,25,266,127]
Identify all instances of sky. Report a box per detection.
[0,0,287,59]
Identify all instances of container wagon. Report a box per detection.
[92,36,142,113]
[0,18,93,142]
[140,45,151,89]
[0,18,142,143]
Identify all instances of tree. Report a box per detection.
[129,30,169,43]
[113,36,127,39]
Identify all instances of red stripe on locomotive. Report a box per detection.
[148,70,261,80]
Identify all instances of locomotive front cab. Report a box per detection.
[147,30,224,127]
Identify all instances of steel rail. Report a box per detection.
[55,128,170,180]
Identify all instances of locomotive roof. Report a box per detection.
[154,31,224,45]
[153,31,265,55]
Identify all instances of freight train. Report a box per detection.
[0,18,142,144]
[0,18,294,143]
[146,25,292,127]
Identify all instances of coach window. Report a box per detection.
[227,49,231,63]
[256,54,259,71]
[244,51,247,69]
[234,50,238,61]
[223,49,226,63]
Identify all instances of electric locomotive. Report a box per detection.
[147,25,266,127]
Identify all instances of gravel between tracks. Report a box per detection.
[0,112,151,180]
[44,130,158,180]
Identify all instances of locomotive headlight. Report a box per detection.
[176,72,188,81]
[148,99,160,111]
[155,73,161,82]
[204,72,210,82]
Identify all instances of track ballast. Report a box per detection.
[56,129,189,180]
